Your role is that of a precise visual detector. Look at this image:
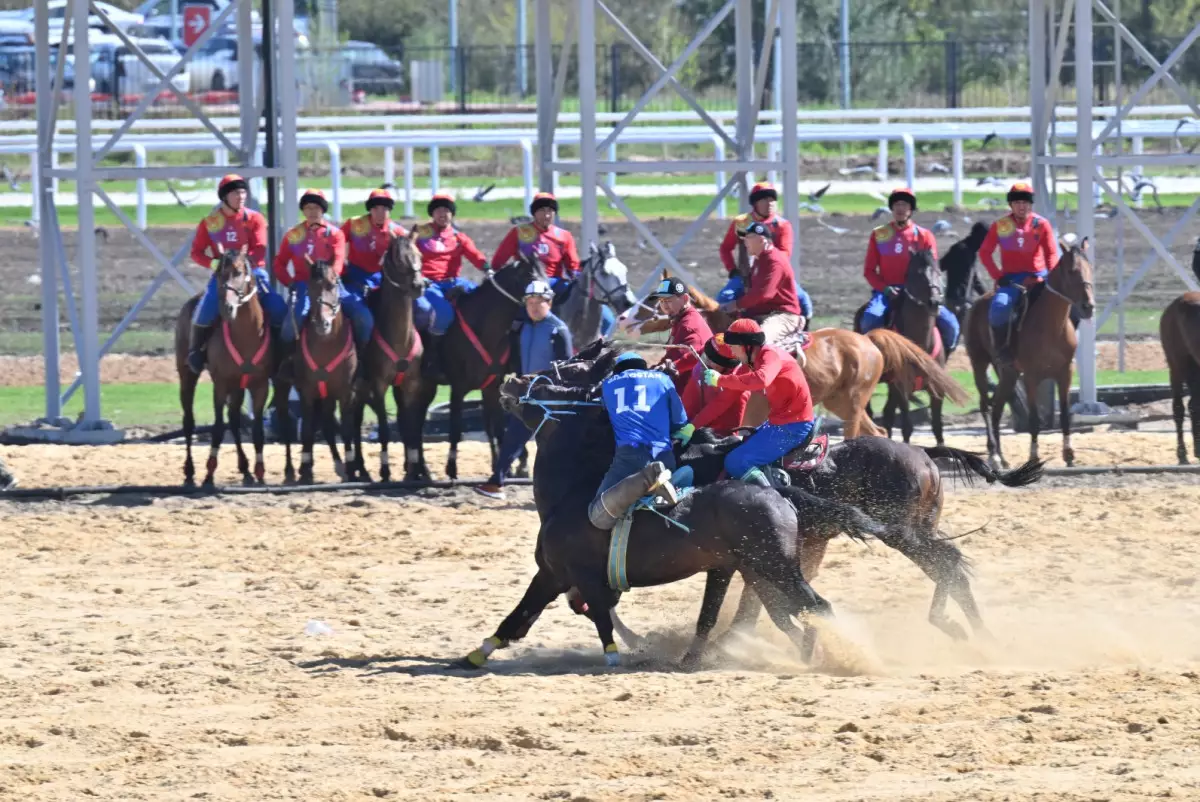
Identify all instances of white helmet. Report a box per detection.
[524,280,554,300]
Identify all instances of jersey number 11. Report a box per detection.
[614,385,651,414]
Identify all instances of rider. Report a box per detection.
[717,181,813,320]
[272,190,370,377]
[185,174,281,375]
[681,335,749,438]
[491,192,580,301]
[859,187,961,353]
[412,191,489,374]
[703,318,815,487]
[474,280,574,501]
[650,277,713,395]
[587,351,690,531]
[979,181,1059,366]
[719,222,805,344]
[340,188,408,301]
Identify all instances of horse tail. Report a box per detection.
[865,328,969,405]
[776,486,887,544]
[922,445,1045,488]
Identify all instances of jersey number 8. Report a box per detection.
[614,385,652,414]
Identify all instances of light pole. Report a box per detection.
[449,0,459,93]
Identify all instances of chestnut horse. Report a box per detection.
[349,232,426,482]
[1159,291,1200,464]
[964,235,1095,469]
[622,273,966,439]
[174,244,275,487]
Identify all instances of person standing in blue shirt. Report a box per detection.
[475,280,573,500]
[587,351,693,530]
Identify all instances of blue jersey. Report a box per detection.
[601,369,687,457]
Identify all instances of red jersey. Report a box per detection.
[980,213,1059,280]
[737,247,801,318]
[719,212,793,276]
[190,207,268,269]
[863,221,939,292]
[716,344,812,425]
[413,222,488,282]
[272,220,346,286]
[490,222,580,279]
[662,305,713,394]
[341,215,407,273]
[683,362,749,435]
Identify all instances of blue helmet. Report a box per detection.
[612,351,648,373]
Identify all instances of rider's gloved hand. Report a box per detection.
[702,369,721,387]
[884,286,902,301]
[672,423,695,446]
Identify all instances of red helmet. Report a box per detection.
[1007,182,1035,204]
[887,187,917,210]
[722,318,766,348]
[703,336,739,369]
[530,192,558,214]
[299,188,328,213]
[427,191,457,217]
[365,188,394,212]
[218,173,248,200]
[749,182,777,206]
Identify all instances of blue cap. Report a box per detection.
[614,351,644,365]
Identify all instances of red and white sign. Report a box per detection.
[182,5,211,48]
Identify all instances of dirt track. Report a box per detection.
[4,207,1197,340]
[2,438,1200,800]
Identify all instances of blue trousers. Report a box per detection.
[342,263,382,297]
[492,414,533,483]
[725,420,814,478]
[280,281,374,346]
[594,444,677,503]
[717,273,814,319]
[414,277,475,336]
[860,289,961,350]
[989,273,1045,327]
[192,268,286,328]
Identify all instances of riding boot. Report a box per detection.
[991,323,1014,368]
[186,323,213,375]
[587,461,679,530]
[738,466,772,488]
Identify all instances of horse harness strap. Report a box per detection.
[372,329,424,386]
[606,492,693,593]
[221,320,271,390]
[454,301,510,389]
[300,325,354,399]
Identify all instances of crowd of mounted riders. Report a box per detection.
[178,171,1074,492]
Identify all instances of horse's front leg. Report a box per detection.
[228,388,253,485]
[203,385,227,488]
[1056,366,1074,467]
[1022,372,1042,464]
[321,397,347,481]
[446,386,465,481]
[251,382,268,484]
[299,396,317,485]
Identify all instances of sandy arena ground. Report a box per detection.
[2,439,1200,801]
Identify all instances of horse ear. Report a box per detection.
[1079,236,1090,253]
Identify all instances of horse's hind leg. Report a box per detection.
[1170,363,1189,464]
[203,387,227,487]
[744,572,827,666]
[299,397,317,485]
[681,568,734,670]
[1186,362,1200,465]
[180,372,198,486]
[369,394,390,482]
[930,395,946,447]
[228,389,253,485]
[1023,372,1043,464]
[881,385,898,440]
[458,568,566,669]
[251,384,268,484]
[446,386,465,481]
[321,400,347,481]
[989,370,1018,470]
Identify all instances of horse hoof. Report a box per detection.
[201,478,215,490]
[513,467,530,479]
[284,467,296,484]
[242,475,256,488]
[678,651,703,672]
[183,477,195,488]
[453,656,484,671]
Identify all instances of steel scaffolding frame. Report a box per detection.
[35,0,298,427]
[1030,0,1200,407]
[535,0,801,299]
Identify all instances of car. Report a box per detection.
[342,41,403,96]
[186,34,261,92]
[57,33,189,98]
[0,1,144,31]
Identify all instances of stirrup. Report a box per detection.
[646,465,680,506]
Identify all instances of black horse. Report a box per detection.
[456,349,889,671]
[399,253,544,481]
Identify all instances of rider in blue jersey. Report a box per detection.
[587,351,693,530]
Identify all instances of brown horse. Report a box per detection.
[349,232,426,482]
[174,244,275,487]
[624,274,966,439]
[290,260,358,484]
[852,247,960,445]
[1159,291,1200,464]
[964,235,1095,469]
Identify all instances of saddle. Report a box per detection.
[773,329,813,367]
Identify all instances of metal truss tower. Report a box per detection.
[535,0,801,298]
[1030,0,1200,407]
[34,0,298,429]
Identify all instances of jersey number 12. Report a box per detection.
[614,385,651,414]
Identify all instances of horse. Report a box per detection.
[554,241,638,349]
[174,244,275,487]
[348,232,426,482]
[289,260,358,484]
[455,361,889,671]
[620,273,966,440]
[399,253,544,481]
[852,247,965,445]
[943,222,990,327]
[964,235,1095,469]
[1159,292,1200,464]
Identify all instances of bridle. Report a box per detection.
[220,259,257,316]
